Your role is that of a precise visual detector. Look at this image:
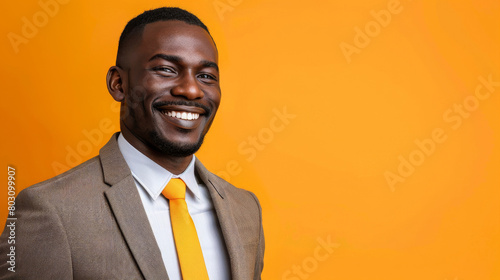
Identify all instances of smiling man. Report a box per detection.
[0,7,264,280]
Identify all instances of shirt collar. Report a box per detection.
[117,133,201,201]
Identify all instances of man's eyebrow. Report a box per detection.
[201,60,219,72]
[149,54,219,72]
[149,54,182,63]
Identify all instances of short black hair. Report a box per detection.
[116,7,211,65]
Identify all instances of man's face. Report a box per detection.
[118,20,220,157]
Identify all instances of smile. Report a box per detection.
[164,110,200,120]
[156,104,207,129]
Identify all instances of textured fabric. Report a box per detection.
[163,179,209,280]
[0,133,264,279]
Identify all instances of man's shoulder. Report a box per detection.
[197,163,262,215]
[195,158,258,197]
[209,172,260,202]
[19,155,105,198]
[204,168,264,244]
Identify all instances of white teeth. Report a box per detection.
[165,110,200,120]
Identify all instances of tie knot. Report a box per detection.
[162,178,186,200]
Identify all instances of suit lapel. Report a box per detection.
[100,133,169,280]
[195,159,249,279]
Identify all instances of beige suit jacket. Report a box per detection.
[0,133,264,279]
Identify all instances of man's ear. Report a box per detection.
[106,66,126,102]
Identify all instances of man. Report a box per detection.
[0,7,264,279]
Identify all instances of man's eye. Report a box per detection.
[198,73,217,81]
[153,66,175,73]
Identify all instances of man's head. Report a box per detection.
[116,7,213,67]
[106,7,220,163]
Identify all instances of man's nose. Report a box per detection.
[171,73,204,99]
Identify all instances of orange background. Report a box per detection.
[1,0,499,279]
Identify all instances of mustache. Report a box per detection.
[153,100,211,114]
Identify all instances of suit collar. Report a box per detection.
[195,159,250,279]
[194,158,225,199]
[100,133,131,186]
[100,133,170,280]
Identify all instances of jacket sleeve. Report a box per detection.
[250,192,265,280]
[0,188,73,279]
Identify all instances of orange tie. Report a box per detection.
[162,178,210,280]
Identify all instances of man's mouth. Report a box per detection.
[164,110,200,121]
[156,104,207,130]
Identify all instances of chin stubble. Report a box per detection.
[149,130,205,157]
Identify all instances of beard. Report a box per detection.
[149,130,205,157]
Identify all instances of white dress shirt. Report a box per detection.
[117,134,231,280]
